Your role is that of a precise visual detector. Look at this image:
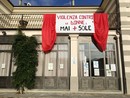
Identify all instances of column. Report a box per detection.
[69,34,79,92]
[116,34,124,93]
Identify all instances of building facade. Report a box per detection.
[0,0,130,94]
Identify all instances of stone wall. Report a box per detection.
[119,0,130,94]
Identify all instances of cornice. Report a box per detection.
[0,0,13,14]
[12,7,102,14]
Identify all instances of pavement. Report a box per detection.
[0,90,130,98]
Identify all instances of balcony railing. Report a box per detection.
[0,14,118,29]
[0,14,42,29]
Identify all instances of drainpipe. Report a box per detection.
[116,0,126,94]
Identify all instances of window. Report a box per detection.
[44,43,69,77]
[105,43,117,77]
[79,43,90,77]
[0,45,12,76]
[90,43,104,77]
[9,0,103,7]
[79,36,117,78]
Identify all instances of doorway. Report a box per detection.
[78,36,121,90]
[0,44,12,88]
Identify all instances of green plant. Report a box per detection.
[12,29,38,94]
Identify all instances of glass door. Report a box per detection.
[43,37,70,89]
[0,45,12,88]
[78,36,120,90]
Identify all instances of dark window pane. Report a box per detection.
[91,51,104,77]
[58,44,68,50]
[90,43,99,51]
[105,51,116,64]
[79,43,89,50]
[10,0,71,6]
[9,0,102,6]
[105,43,117,77]
[79,43,90,77]
[58,51,68,77]
[75,0,102,6]
[106,43,115,51]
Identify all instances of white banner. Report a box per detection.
[56,13,95,33]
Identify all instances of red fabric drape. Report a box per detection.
[42,14,56,52]
[93,13,109,52]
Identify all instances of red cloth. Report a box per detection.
[42,14,56,52]
[93,13,109,52]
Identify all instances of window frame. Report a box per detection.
[78,36,118,78]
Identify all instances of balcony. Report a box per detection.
[0,14,42,29]
[0,13,118,30]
